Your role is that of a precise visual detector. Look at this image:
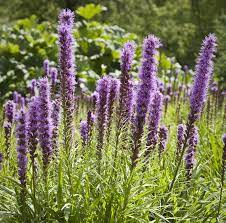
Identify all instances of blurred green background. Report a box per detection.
[0,0,225,101]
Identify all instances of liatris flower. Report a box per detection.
[92,91,98,112]
[50,67,58,88]
[168,35,217,192]
[28,79,36,97]
[132,35,161,167]
[185,126,199,180]
[16,109,28,189]
[58,9,76,152]
[166,84,173,96]
[80,120,88,146]
[0,153,3,170]
[145,91,163,159]
[176,124,186,159]
[158,125,168,158]
[51,99,61,156]
[87,111,95,143]
[27,97,39,166]
[96,77,110,159]
[13,91,19,104]
[38,78,53,168]
[43,59,50,76]
[118,41,136,124]
[3,100,16,158]
[157,79,164,94]
[59,8,74,27]
[106,77,120,139]
[164,95,170,115]
[189,34,217,123]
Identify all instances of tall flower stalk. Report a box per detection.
[185,126,199,180]
[58,9,76,155]
[3,100,16,159]
[132,35,161,168]
[176,124,186,160]
[106,78,120,142]
[169,34,217,192]
[16,109,28,194]
[27,96,39,204]
[145,90,163,161]
[96,77,110,161]
[118,41,136,125]
[38,78,53,218]
[158,125,168,159]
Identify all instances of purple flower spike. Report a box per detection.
[92,91,99,111]
[132,34,161,167]
[59,9,75,27]
[185,126,199,180]
[16,109,28,188]
[158,125,168,158]
[58,9,76,150]
[43,59,50,76]
[119,41,136,124]
[146,91,163,158]
[38,78,53,168]
[50,67,58,87]
[106,78,120,134]
[3,100,16,158]
[29,79,37,97]
[176,124,186,159]
[80,120,88,146]
[27,97,39,164]
[96,77,110,158]
[189,34,217,123]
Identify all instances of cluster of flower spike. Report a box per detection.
[0,9,220,192]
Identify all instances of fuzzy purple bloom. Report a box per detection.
[59,9,74,27]
[157,79,164,93]
[58,9,76,148]
[50,67,58,87]
[16,109,28,188]
[118,41,136,124]
[27,97,39,163]
[80,120,88,146]
[51,99,61,156]
[106,78,120,131]
[3,100,16,158]
[189,34,217,123]
[38,78,53,167]
[92,91,99,111]
[146,91,163,153]
[158,125,168,157]
[13,91,19,104]
[96,77,110,158]
[28,79,36,97]
[132,35,161,167]
[43,59,50,77]
[185,126,199,180]
[176,124,186,159]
